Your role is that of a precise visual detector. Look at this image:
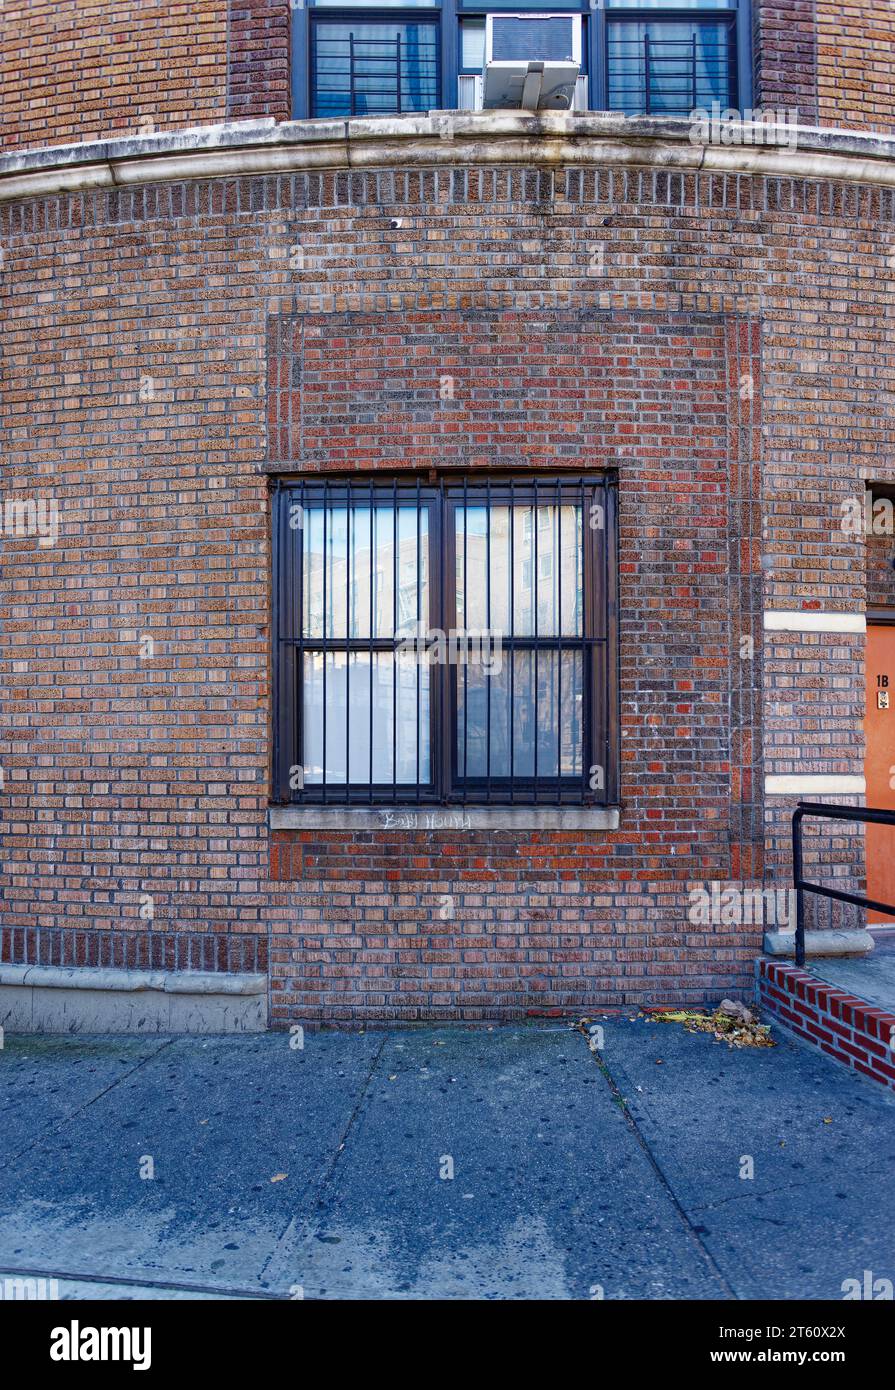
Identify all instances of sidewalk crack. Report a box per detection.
[576,1025,738,1300]
[260,1031,388,1284]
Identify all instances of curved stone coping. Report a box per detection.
[0,963,266,995]
[4,111,895,202]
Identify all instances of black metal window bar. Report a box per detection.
[272,474,618,807]
[792,802,895,967]
[311,20,440,118]
[606,20,737,116]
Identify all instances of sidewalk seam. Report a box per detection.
[259,1031,389,1285]
[580,1030,738,1300]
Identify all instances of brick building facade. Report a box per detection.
[1,2,895,1026]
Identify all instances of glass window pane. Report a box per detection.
[303,651,430,785]
[311,21,439,118]
[606,0,735,7]
[302,503,428,640]
[456,502,582,638]
[607,18,735,116]
[457,650,583,779]
[460,17,485,70]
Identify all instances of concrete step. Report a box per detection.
[763,928,875,958]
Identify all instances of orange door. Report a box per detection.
[864,623,895,923]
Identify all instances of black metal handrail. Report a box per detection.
[792,801,895,967]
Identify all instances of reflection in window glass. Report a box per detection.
[303,505,429,641]
[457,650,583,779]
[311,20,439,117]
[303,651,430,785]
[455,503,582,637]
[607,18,735,115]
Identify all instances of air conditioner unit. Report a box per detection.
[483,13,581,112]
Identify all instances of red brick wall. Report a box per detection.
[1,162,892,1022]
[757,960,895,1090]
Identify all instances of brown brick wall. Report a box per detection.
[0,163,891,1021]
[228,0,291,123]
[0,0,227,149]
[754,0,818,123]
[818,0,895,133]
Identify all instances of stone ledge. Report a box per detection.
[5,111,895,202]
[0,966,268,1034]
[763,929,875,958]
[0,964,266,994]
[269,804,621,831]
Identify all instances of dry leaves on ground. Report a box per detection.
[646,999,775,1049]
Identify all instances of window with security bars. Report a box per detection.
[272,475,617,806]
[604,1,739,116]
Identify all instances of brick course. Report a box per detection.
[756,959,895,1090]
[0,1,228,149]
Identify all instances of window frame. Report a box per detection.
[303,7,444,119]
[291,0,751,119]
[592,0,750,114]
[271,472,618,808]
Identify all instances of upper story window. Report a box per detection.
[310,11,440,118]
[604,0,740,116]
[293,0,750,119]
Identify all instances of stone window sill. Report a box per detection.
[269,805,620,831]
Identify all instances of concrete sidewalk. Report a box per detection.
[0,1018,893,1300]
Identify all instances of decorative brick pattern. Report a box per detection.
[0,1,228,150]
[756,959,895,1091]
[0,924,266,974]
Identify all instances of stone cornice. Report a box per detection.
[3,111,895,202]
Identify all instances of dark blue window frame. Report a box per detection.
[594,2,748,115]
[291,0,751,120]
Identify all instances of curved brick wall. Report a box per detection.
[0,140,892,1021]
